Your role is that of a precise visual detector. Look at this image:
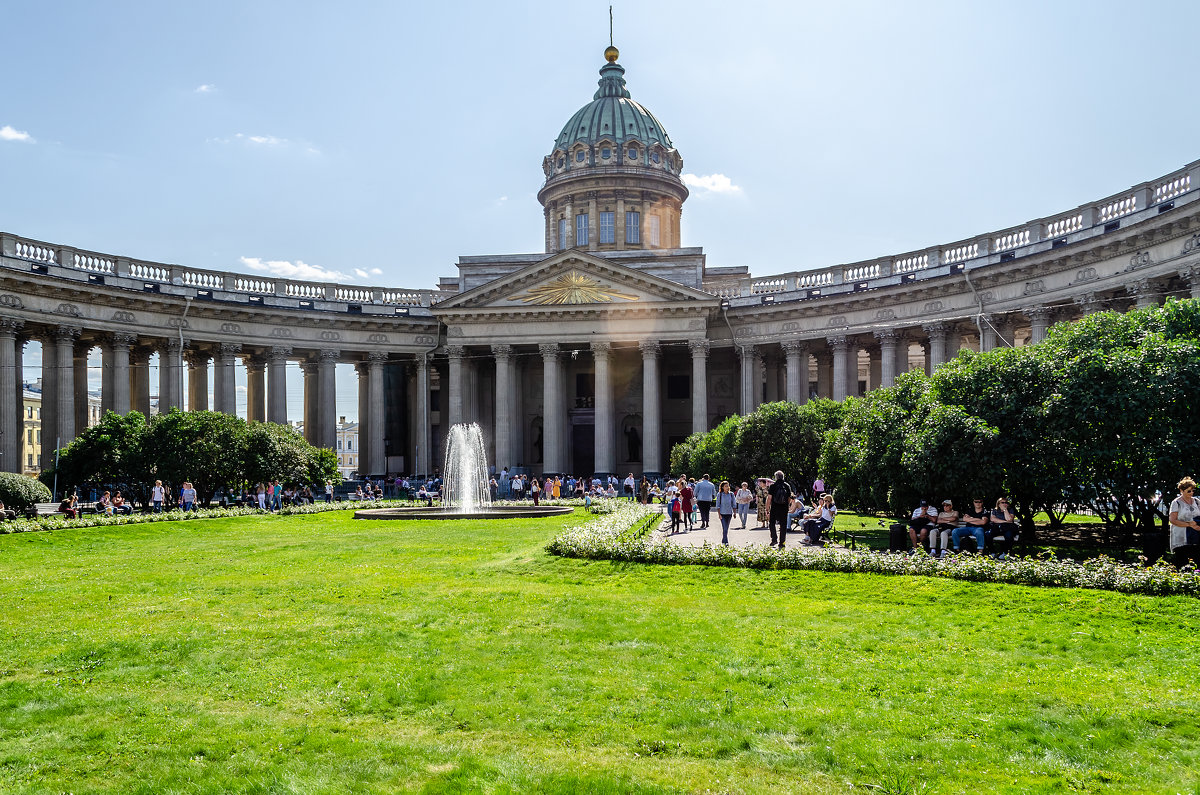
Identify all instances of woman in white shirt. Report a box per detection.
[1168,476,1200,567]
[734,482,754,529]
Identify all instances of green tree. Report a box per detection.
[0,471,52,513]
[726,399,846,490]
[144,410,248,506]
[40,411,151,503]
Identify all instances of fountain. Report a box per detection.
[354,422,573,520]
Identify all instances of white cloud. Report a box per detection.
[236,384,248,393]
[240,133,285,146]
[209,133,320,155]
[0,125,33,143]
[682,173,742,195]
[195,84,215,93]
[353,267,383,279]
[240,256,353,282]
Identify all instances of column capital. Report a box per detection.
[687,339,710,357]
[367,350,390,364]
[268,345,292,361]
[1025,305,1055,323]
[53,325,83,342]
[1126,278,1154,297]
[218,342,242,357]
[1072,292,1103,314]
[590,341,612,357]
[492,343,515,359]
[920,322,949,338]
[165,337,185,352]
[446,344,466,360]
[736,342,759,360]
[299,360,318,375]
[318,349,340,363]
[0,318,23,337]
[109,331,136,347]
[244,358,266,374]
[185,349,210,366]
[872,329,900,345]
[129,348,151,366]
[781,339,808,356]
[539,342,560,359]
[1179,264,1200,283]
[826,334,849,350]
[638,340,660,358]
[354,360,370,375]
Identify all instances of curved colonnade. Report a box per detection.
[2,158,1198,480]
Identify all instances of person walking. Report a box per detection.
[693,474,716,529]
[531,478,541,506]
[766,470,794,549]
[151,480,166,513]
[715,480,736,546]
[735,481,754,529]
[755,478,770,529]
[678,478,695,532]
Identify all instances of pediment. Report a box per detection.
[432,250,718,312]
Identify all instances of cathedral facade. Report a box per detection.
[1,48,1199,480]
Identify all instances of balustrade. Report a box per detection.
[1097,195,1138,223]
[893,253,929,274]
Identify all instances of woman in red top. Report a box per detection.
[678,477,695,532]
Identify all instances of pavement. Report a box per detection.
[649,508,831,550]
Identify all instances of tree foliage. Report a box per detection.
[0,471,52,512]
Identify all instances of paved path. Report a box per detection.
[649,508,834,550]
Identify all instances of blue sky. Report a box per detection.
[4,0,1200,421]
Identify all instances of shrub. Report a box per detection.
[0,472,53,513]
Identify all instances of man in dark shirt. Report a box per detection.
[953,498,990,554]
[766,470,794,549]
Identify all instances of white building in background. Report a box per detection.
[335,417,360,479]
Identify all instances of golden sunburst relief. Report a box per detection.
[511,271,640,305]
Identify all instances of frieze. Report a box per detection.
[366,333,389,343]
[319,330,341,342]
[112,310,135,323]
[269,327,293,338]
[220,322,242,334]
[168,318,189,328]
[733,327,753,338]
[1072,267,1098,283]
[414,335,436,345]
[781,321,801,332]
[56,303,81,317]
[921,301,943,313]
[1023,280,1045,296]
[828,315,848,327]
[874,309,896,321]
[0,294,23,309]
[1125,251,1152,271]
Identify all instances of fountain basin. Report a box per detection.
[354,505,574,521]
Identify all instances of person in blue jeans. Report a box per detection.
[714,480,736,545]
[953,498,990,554]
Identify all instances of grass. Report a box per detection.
[1,509,1198,793]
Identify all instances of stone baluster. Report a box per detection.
[318,350,339,449]
[592,341,613,476]
[540,343,562,474]
[0,319,22,472]
[640,341,661,477]
[688,340,709,433]
[267,346,290,424]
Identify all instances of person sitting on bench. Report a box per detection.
[931,499,958,558]
[800,494,836,546]
[907,499,938,552]
[988,498,1019,558]
[952,498,989,554]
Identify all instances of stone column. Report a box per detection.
[414,356,431,476]
[781,340,806,404]
[245,358,266,423]
[492,345,514,472]
[110,332,134,415]
[540,343,562,474]
[828,335,850,402]
[300,361,317,442]
[977,315,998,352]
[161,339,183,412]
[73,343,90,432]
[688,340,709,434]
[130,349,151,416]
[737,344,759,415]
[592,341,613,476]
[267,346,290,425]
[214,343,240,415]
[186,350,210,411]
[640,341,662,476]
[815,351,832,400]
[446,345,465,429]
[54,326,81,461]
[1127,278,1158,309]
[867,346,882,391]
[0,319,22,472]
[922,323,950,371]
[1179,265,1200,300]
[355,361,370,470]
[367,352,387,475]
[1026,306,1054,345]
[875,330,900,388]
[318,349,338,449]
[100,342,113,415]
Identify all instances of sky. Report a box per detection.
[4,0,1200,421]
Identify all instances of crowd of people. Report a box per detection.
[905,497,1019,559]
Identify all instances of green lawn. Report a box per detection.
[1,510,1197,794]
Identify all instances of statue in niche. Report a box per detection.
[713,374,734,398]
[532,423,543,464]
[624,424,642,462]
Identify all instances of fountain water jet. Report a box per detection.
[354,422,572,521]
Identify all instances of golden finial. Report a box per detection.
[605,6,618,62]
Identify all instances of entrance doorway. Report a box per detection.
[571,423,594,476]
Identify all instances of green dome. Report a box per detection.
[552,60,675,152]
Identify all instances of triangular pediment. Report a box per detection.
[433,250,718,312]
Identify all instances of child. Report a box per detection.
[669,495,682,533]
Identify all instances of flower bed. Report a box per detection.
[545,504,1200,597]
